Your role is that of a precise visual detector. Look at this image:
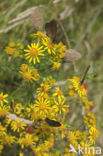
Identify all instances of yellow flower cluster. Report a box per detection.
[18,134,36,149]
[81,97,94,110]
[2,31,99,155]
[68,76,87,97]
[84,112,96,127]
[5,41,24,57]
[89,127,99,144]
[68,76,99,147]
[19,64,40,82]
[84,111,99,145]
[25,31,67,71]
[68,76,94,110]
[0,80,99,156]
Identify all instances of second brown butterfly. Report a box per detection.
[45,19,57,41]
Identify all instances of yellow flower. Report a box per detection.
[68,84,73,89]
[68,76,87,97]
[18,138,26,149]
[52,62,61,70]
[33,136,39,142]
[0,105,9,117]
[55,41,67,59]
[80,131,87,141]
[9,41,15,47]
[59,124,67,138]
[58,42,67,53]
[84,112,96,127]
[14,50,20,57]
[44,76,56,86]
[11,119,26,132]
[78,84,87,97]
[17,43,24,50]
[5,46,14,55]
[30,31,46,39]
[20,64,28,72]
[67,131,77,144]
[19,152,24,156]
[18,134,35,149]
[81,97,94,110]
[65,147,69,152]
[34,97,50,118]
[22,70,32,82]
[20,69,34,82]
[3,134,16,146]
[24,42,44,64]
[53,87,64,99]
[30,107,39,121]
[89,127,99,144]
[68,90,74,96]
[0,92,8,105]
[42,37,55,55]
[36,31,46,37]
[44,137,54,149]
[20,65,40,82]
[37,83,51,98]
[13,103,24,116]
[73,93,78,98]
[53,96,68,114]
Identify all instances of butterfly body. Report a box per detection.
[45,117,61,127]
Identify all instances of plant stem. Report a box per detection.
[57,19,71,49]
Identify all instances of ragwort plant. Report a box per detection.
[0,31,99,156]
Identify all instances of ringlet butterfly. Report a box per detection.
[45,19,57,41]
[45,117,61,127]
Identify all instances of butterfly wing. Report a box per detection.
[45,118,61,127]
[45,19,57,41]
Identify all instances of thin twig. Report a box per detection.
[6,113,34,126]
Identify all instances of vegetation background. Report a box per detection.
[0,0,103,153]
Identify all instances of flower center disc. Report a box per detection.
[30,48,38,57]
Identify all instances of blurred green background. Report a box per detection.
[0,0,103,152]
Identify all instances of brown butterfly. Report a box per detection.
[45,117,61,127]
[45,19,57,42]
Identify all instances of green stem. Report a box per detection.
[57,19,71,49]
